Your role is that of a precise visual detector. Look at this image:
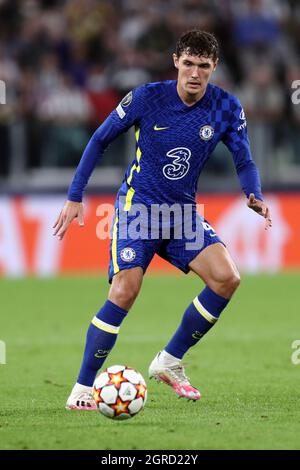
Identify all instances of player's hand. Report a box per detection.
[53,200,84,240]
[247,193,272,230]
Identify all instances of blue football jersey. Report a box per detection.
[68,80,262,204]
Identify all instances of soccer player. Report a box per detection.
[54,30,272,409]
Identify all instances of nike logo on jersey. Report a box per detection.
[154,125,170,131]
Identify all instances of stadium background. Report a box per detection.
[1,0,300,451]
[0,0,300,275]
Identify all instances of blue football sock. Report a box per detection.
[165,286,229,359]
[77,300,127,386]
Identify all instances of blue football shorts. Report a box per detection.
[108,208,224,283]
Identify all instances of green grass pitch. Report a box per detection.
[1,272,300,450]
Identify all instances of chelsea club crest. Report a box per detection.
[199,125,214,141]
[120,247,136,262]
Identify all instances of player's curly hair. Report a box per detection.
[176,30,219,61]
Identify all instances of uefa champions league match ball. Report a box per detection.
[93,365,147,420]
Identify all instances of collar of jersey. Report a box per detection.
[172,80,211,111]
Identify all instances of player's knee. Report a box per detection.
[227,272,241,293]
[221,271,240,297]
[109,278,140,310]
[212,270,240,298]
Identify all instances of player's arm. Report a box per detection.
[53,200,84,240]
[222,96,272,230]
[53,88,145,240]
[247,193,271,227]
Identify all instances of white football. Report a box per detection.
[93,365,147,420]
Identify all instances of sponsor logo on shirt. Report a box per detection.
[237,121,247,131]
[163,147,191,180]
[239,109,246,120]
[238,108,247,130]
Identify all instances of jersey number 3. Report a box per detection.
[163,147,191,180]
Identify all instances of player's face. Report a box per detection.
[173,52,218,101]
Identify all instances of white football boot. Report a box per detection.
[65,383,97,410]
[149,351,201,401]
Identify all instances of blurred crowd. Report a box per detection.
[0,0,300,181]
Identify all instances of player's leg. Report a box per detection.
[66,267,143,410]
[108,266,144,310]
[149,215,240,400]
[77,267,144,386]
[189,242,240,298]
[163,242,240,360]
[66,199,161,411]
